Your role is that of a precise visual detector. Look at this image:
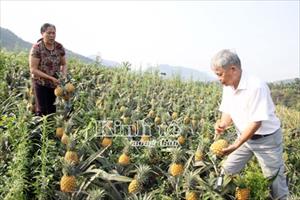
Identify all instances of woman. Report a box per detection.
[29,23,67,116]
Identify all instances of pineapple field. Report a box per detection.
[0,50,299,200]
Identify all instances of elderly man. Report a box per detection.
[211,49,289,199]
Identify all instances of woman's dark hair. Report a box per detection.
[40,23,56,34]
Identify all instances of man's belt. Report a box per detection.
[250,132,275,140]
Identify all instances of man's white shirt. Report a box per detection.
[219,73,280,135]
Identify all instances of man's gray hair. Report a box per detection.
[211,49,241,69]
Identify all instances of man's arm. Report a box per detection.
[215,113,233,134]
[222,121,261,155]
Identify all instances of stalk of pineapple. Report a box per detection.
[128,164,151,193]
[169,148,184,177]
[60,163,77,193]
[118,145,131,166]
[64,139,79,165]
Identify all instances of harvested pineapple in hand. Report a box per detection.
[210,139,229,157]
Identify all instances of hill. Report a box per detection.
[147,64,215,82]
[0,26,93,63]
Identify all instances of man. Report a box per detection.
[211,49,289,199]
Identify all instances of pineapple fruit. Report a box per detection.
[56,127,64,138]
[210,139,229,157]
[128,164,151,193]
[101,137,112,147]
[64,139,79,165]
[61,133,69,145]
[194,150,203,162]
[177,135,186,145]
[140,134,150,142]
[54,86,64,97]
[185,191,198,200]
[65,82,75,93]
[169,148,184,177]
[60,163,77,193]
[184,171,199,200]
[234,175,250,200]
[235,187,250,200]
[118,145,131,166]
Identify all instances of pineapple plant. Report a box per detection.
[194,144,204,162]
[64,139,79,165]
[55,115,65,138]
[184,171,199,200]
[234,175,250,200]
[210,139,229,157]
[128,164,151,193]
[60,163,77,193]
[169,148,184,177]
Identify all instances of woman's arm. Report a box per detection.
[29,55,59,85]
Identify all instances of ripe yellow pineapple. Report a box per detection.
[61,133,69,145]
[177,135,185,145]
[101,137,112,147]
[235,187,250,200]
[60,164,77,193]
[118,153,130,166]
[118,145,131,166]
[172,112,178,120]
[194,143,204,162]
[154,116,161,125]
[183,116,190,125]
[169,148,184,177]
[184,170,199,200]
[55,115,65,138]
[185,191,198,200]
[170,163,184,177]
[234,175,250,200]
[54,86,64,97]
[140,134,150,142]
[64,139,79,165]
[210,139,229,157]
[194,150,203,162]
[128,164,151,193]
[120,106,127,113]
[128,179,139,194]
[147,110,155,118]
[56,127,64,138]
[65,82,75,93]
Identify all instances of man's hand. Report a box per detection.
[221,143,239,155]
[214,119,226,135]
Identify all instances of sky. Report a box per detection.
[0,0,299,81]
